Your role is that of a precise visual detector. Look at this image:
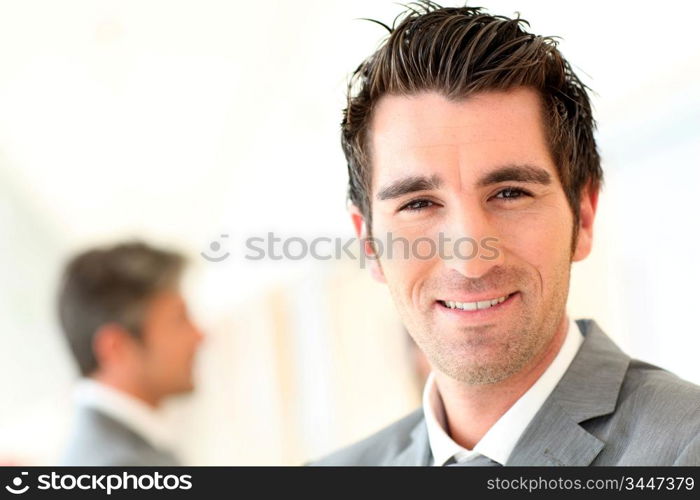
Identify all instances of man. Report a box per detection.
[57,241,204,466]
[315,3,700,465]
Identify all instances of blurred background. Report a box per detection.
[0,0,698,465]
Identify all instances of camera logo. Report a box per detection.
[5,472,29,495]
[201,234,230,262]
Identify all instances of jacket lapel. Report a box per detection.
[390,415,432,465]
[506,319,631,465]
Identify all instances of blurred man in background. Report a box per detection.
[57,241,204,466]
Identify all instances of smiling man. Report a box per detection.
[315,3,700,466]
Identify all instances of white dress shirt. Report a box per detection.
[423,315,584,466]
[73,378,173,451]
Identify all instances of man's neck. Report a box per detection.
[434,315,569,450]
[91,374,161,409]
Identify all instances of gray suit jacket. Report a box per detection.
[59,406,180,466]
[314,319,700,466]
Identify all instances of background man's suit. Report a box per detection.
[60,406,179,466]
[314,319,700,465]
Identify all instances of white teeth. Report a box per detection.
[443,294,509,311]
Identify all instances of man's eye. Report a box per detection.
[400,199,434,212]
[493,187,532,201]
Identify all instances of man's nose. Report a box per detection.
[193,327,205,345]
[441,205,504,278]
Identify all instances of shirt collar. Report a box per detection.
[73,378,173,451]
[423,315,584,466]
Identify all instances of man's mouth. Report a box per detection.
[437,292,518,311]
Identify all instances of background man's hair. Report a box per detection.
[57,241,185,376]
[342,1,602,251]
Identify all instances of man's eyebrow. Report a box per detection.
[477,164,552,187]
[375,165,551,201]
[376,174,443,201]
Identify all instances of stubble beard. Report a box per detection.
[398,264,571,386]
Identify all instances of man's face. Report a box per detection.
[135,290,204,397]
[357,87,594,385]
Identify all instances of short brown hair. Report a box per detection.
[57,241,185,376]
[342,2,602,250]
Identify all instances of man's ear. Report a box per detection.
[572,181,600,262]
[348,203,386,283]
[92,323,136,371]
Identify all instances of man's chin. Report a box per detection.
[168,381,196,397]
[439,361,525,385]
[431,346,532,385]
